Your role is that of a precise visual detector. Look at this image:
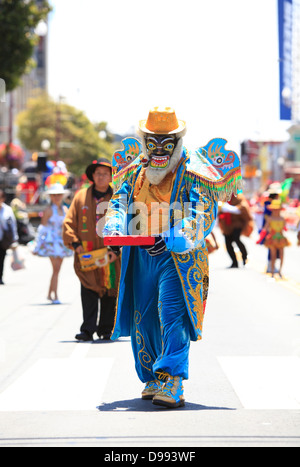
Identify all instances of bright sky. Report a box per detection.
[47,0,291,153]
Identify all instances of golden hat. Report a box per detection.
[139,107,186,136]
[269,199,282,210]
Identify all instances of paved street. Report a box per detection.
[0,228,300,448]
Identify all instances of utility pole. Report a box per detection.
[55,96,63,162]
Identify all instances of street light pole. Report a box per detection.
[8,92,13,145]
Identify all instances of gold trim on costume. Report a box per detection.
[158,300,164,356]
[134,310,153,372]
[171,245,209,341]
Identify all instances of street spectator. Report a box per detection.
[11,198,35,246]
[63,159,120,342]
[264,199,290,278]
[33,183,72,304]
[218,194,253,268]
[0,189,19,285]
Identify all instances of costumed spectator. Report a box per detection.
[0,189,19,285]
[63,159,121,342]
[33,183,73,304]
[264,199,290,278]
[256,184,281,273]
[260,183,282,231]
[102,107,242,408]
[218,194,253,268]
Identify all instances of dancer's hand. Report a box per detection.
[140,236,166,256]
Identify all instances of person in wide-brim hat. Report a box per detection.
[34,182,73,305]
[63,155,120,343]
[85,158,113,182]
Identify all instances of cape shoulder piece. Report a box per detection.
[112,137,142,174]
[112,137,242,201]
[112,137,143,190]
[185,137,243,201]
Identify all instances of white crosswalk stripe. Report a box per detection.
[218,356,300,410]
[0,345,114,411]
[1,351,300,411]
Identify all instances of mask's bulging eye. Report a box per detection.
[164,143,175,152]
[147,142,156,151]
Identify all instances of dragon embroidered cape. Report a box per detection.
[103,140,242,341]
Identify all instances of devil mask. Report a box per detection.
[146,134,178,169]
[138,108,186,185]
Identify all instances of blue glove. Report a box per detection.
[162,223,195,254]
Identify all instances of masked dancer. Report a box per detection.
[103,107,242,408]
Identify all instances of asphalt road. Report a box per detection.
[0,228,299,448]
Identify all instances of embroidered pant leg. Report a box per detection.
[130,249,162,383]
[152,257,191,380]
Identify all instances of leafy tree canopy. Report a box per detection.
[0,0,51,92]
[16,93,116,175]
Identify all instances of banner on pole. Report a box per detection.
[278,0,293,120]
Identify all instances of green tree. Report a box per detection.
[16,93,116,175]
[0,0,51,92]
[94,121,115,144]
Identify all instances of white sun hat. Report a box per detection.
[46,183,68,195]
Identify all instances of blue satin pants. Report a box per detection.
[130,248,191,383]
